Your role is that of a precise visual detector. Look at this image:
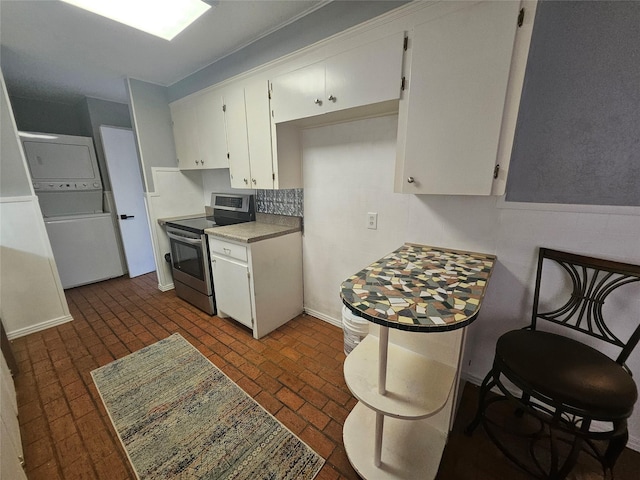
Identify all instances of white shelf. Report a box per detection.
[343,401,448,480]
[344,334,456,419]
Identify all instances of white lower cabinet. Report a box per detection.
[209,232,303,339]
[210,255,253,329]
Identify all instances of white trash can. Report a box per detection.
[342,306,369,355]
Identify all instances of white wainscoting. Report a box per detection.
[0,196,72,338]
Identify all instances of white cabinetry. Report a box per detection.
[395,1,530,195]
[225,80,302,190]
[170,97,200,169]
[196,90,228,169]
[271,32,405,123]
[209,232,303,339]
[343,335,457,480]
[170,89,228,170]
[1,354,27,480]
[222,87,252,188]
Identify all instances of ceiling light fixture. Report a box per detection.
[60,0,211,41]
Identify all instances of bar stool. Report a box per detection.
[465,247,640,479]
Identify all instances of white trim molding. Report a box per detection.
[6,314,73,340]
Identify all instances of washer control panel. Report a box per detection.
[33,181,102,191]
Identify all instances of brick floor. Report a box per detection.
[9,272,640,480]
[10,273,358,480]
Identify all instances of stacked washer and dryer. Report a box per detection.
[20,132,124,288]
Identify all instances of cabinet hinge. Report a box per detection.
[517,8,525,27]
[222,104,226,112]
[268,90,271,100]
[403,36,408,51]
[493,164,500,179]
[401,76,406,91]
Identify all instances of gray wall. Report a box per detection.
[9,95,84,135]
[79,97,132,190]
[168,1,408,102]
[127,78,178,192]
[506,0,640,206]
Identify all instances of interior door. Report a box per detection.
[100,126,156,278]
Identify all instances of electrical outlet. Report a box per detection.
[367,212,378,230]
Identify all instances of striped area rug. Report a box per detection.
[91,333,324,479]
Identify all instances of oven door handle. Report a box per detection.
[167,231,203,245]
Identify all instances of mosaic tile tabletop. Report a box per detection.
[340,243,496,332]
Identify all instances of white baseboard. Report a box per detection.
[7,314,73,340]
[158,282,174,292]
[303,307,341,328]
[460,372,640,453]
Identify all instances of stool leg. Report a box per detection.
[603,425,628,472]
[465,368,496,435]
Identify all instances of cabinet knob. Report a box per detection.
[314,98,322,105]
[407,176,415,184]
[252,178,256,184]
[328,95,336,102]
[244,178,248,184]
[195,160,198,165]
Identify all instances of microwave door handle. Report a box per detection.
[167,231,202,245]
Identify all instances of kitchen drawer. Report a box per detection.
[209,238,248,262]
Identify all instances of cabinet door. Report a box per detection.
[170,99,201,170]
[396,1,520,194]
[211,255,253,329]
[325,32,404,113]
[270,62,325,123]
[245,80,274,189]
[222,88,252,188]
[195,90,228,169]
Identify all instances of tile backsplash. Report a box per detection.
[256,189,303,217]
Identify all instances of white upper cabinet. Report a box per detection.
[271,32,405,123]
[170,98,201,170]
[225,79,301,190]
[395,1,525,195]
[271,62,325,123]
[245,79,275,189]
[170,89,228,171]
[222,87,251,187]
[325,32,404,113]
[195,90,228,169]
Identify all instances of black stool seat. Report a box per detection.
[497,330,637,419]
